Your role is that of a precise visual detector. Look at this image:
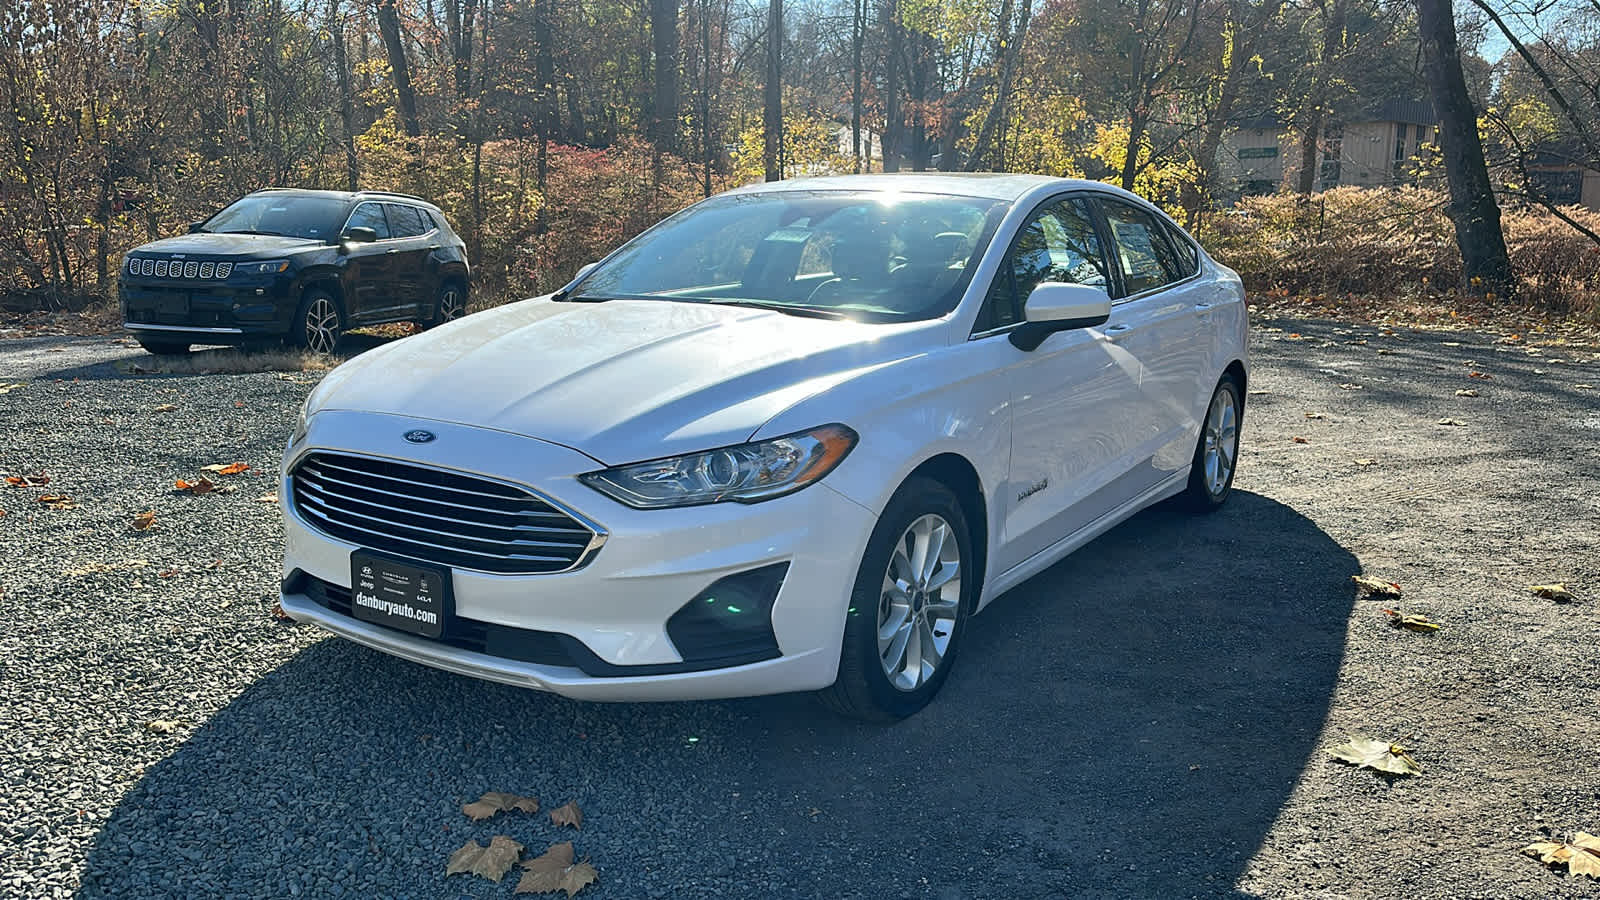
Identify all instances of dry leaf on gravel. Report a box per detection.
[271,601,291,620]
[446,836,524,882]
[5,473,50,487]
[130,510,157,532]
[1437,418,1468,426]
[1383,609,1442,632]
[1469,370,1493,380]
[1529,583,1577,603]
[1327,736,1421,776]
[1354,458,1376,467]
[1352,575,1402,599]
[1305,412,1326,420]
[153,404,177,412]
[36,494,78,510]
[174,476,232,495]
[1522,833,1600,879]
[463,792,540,821]
[145,720,179,734]
[201,462,250,475]
[516,842,598,896]
[1576,383,1595,390]
[1291,436,1309,444]
[0,382,26,394]
[254,493,278,503]
[549,800,584,830]
[1455,389,1479,397]
[1247,389,1271,396]
[1338,383,1363,390]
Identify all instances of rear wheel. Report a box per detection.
[819,477,971,721]
[1179,373,1242,511]
[137,339,190,356]
[426,280,466,328]
[292,289,343,355]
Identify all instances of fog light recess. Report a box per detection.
[665,563,789,667]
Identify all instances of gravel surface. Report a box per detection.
[1,319,1597,899]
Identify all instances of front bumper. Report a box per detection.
[278,411,879,701]
[120,275,293,340]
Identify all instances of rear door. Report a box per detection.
[340,202,398,322]
[982,195,1145,574]
[1092,196,1209,475]
[383,203,433,316]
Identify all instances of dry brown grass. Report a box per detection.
[121,348,336,376]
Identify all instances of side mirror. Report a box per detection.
[1009,282,1112,351]
[187,221,207,234]
[341,226,378,245]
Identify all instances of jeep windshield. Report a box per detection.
[201,195,347,241]
[568,190,1009,323]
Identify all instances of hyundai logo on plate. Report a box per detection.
[403,430,436,444]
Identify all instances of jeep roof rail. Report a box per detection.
[357,190,432,204]
[247,186,435,206]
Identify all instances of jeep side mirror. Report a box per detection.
[342,226,378,244]
[1009,282,1113,351]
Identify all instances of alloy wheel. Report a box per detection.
[304,297,340,354]
[439,287,464,323]
[1202,387,1239,496]
[876,513,961,691]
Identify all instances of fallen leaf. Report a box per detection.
[1327,736,1421,776]
[1286,332,1304,340]
[1352,575,1402,599]
[1576,384,1595,390]
[153,404,178,412]
[549,800,584,830]
[254,492,278,503]
[175,476,216,495]
[1437,418,1468,426]
[0,508,7,517]
[1454,389,1479,397]
[201,462,250,475]
[271,601,291,619]
[463,792,540,822]
[517,842,598,897]
[0,382,26,394]
[1383,609,1442,632]
[1305,412,1326,420]
[5,473,50,487]
[446,836,524,882]
[145,720,180,734]
[1469,370,1493,380]
[1338,382,1363,390]
[1530,583,1577,603]
[1354,458,1376,467]
[1290,436,1309,444]
[36,494,78,510]
[1522,832,1600,879]
[130,510,157,532]
[1247,389,1271,396]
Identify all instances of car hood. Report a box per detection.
[310,298,932,464]
[132,233,325,257]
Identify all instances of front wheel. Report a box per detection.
[1179,373,1243,511]
[819,477,972,721]
[426,280,466,328]
[292,290,343,355]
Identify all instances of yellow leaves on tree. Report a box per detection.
[463,792,539,822]
[1522,833,1600,879]
[516,841,598,897]
[446,835,525,883]
[1327,736,1422,776]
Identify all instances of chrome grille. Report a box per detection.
[290,452,603,575]
[154,260,168,277]
[199,262,214,278]
[128,257,233,279]
[140,258,154,276]
[183,261,198,278]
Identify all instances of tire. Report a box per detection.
[291,289,344,355]
[1179,373,1243,512]
[137,339,190,356]
[426,279,467,329]
[819,476,973,721]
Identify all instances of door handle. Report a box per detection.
[1193,302,1214,311]
[386,248,399,254]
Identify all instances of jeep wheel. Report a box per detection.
[426,280,466,328]
[293,290,343,355]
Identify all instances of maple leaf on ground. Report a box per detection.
[1352,575,1402,599]
[549,800,584,830]
[1530,583,1577,603]
[1327,736,1421,776]
[36,494,79,510]
[130,510,157,532]
[175,476,215,495]
[201,462,250,475]
[1383,609,1442,632]
[463,791,539,821]
[517,842,598,897]
[5,473,50,487]
[1522,833,1600,879]
[446,836,524,882]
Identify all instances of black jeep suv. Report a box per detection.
[120,189,471,355]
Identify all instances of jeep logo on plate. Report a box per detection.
[403,430,436,444]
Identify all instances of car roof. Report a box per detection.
[248,188,439,209]
[723,172,1133,203]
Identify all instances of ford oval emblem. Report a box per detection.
[403,429,436,444]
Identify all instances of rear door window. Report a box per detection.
[1097,199,1183,295]
[386,204,427,238]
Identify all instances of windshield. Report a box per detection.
[571,190,1010,322]
[202,194,347,240]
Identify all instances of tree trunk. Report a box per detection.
[1295,108,1320,194]
[762,0,782,181]
[882,0,902,173]
[533,0,557,188]
[330,0,360,190]
[1416,0,1514,295]
[650,0,680,152]
[851,0,864,172]
[376,0,421,136]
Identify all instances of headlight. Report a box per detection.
[231,259,290,277]
[580,424,857,509]
[290,398,313,446]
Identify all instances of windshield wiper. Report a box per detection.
[214,229,285,237]
[554,293,618,303]
[698,299,848,320]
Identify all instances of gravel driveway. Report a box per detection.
[1,317,1597,899]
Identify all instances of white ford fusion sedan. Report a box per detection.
[278,173,1247,719]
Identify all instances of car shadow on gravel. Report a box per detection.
[79,491,1355,899]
